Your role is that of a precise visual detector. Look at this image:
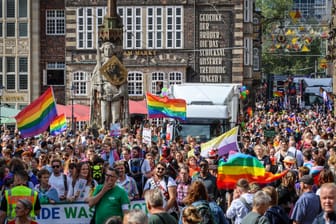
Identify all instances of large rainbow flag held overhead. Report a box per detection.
[50,113,67,136]
[146,92,186,121]
[217,153,288,190]
[15,87,58,138]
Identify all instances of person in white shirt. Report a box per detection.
[48,159,68,201]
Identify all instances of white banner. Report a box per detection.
[36,200,147,224]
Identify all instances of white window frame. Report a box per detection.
[46,62,65,86]
[166,6,183,49]
[147,7,163,49]
[6,57,15,90]
[253,48,260,71]
[151,71,165,95]
[168,72,183,87]
[18,57,28,90]
[77,7,93,49]
[244,0,253,22]
[72,71,89,96]
[118,7,142,49]
[46,10,65,35]
[244,37,253,66]
[128,71,143,96]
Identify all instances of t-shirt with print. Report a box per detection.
[93,184,130,223]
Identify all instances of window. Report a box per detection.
[168,72,183,86]
[166,6,183,48]
[72,71,89,95]
[6,22,15,37]
[147,7,163,48]
[253,48,260,71]
[128,72,143,96]
[46,62,65,86]
[77,8,93,49]
[96,7,106,26]
[19,22,27,37]
[6,0,15,18]
[18,0,27,18]
[6,57,15,90]
[244,37,253,66]
[244,0,253,22]
[151,72,165,95]
[119,7,142,49]
[46,10,65,35]
[18,57,27,90]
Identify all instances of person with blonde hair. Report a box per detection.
[182,206,202,224]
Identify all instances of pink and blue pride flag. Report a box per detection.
[201,126,239,157]
[50,113,67,136]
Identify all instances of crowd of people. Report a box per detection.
[0,103,336,224]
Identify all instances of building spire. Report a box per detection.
[107,0,117,18]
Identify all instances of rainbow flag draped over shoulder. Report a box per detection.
[146,92,186,121]
[217,153,288,189]
[15,87,58,138]
[50,113,67,136]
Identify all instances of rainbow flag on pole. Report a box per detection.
[201,126,239,157]
[217,153,288,190]
[146,92,186,121]
[50,113,67,136]
[15,87,58,138]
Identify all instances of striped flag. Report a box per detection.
[201,126,239,157]
[273,91,284,97]
[50,114,67,136]
[217,153,288,189]
[15,87,58,138]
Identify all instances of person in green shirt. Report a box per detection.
[88,167,130,223]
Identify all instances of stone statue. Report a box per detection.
[91,42,127,130]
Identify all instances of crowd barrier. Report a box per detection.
[35,200,147,224]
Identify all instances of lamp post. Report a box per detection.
[0,85,4,128]
[71,85,75,134]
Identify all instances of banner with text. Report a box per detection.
[36,200,147,224]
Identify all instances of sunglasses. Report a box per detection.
[52,165,60,169]
[157,167,165,171]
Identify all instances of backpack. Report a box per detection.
[129,158,144,178]
[194,201,216,224]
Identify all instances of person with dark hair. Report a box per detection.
[49,158,69,201]
[0,170,40,223]
[143,161,178,219]
[88,167,130,223]
[34,169,59,204]
[191,159,218,202]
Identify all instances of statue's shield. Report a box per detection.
[100,55,127,86]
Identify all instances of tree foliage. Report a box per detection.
[256,0,326,77]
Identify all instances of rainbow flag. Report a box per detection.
[15,87,58,138]
[273,91,284,97]
[217,153,288,189]
[201,126,239,157]
[50,114,67,136]
[146,92,186,121]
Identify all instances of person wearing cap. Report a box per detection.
[291,175,321,224]
[226,178,254,224]
[274,137,295,172]
[313,183,336,224]
[283,155,297,170]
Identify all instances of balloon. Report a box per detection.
[241,86,246,92]
[246,90,250,95]
[160,87,168,97]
